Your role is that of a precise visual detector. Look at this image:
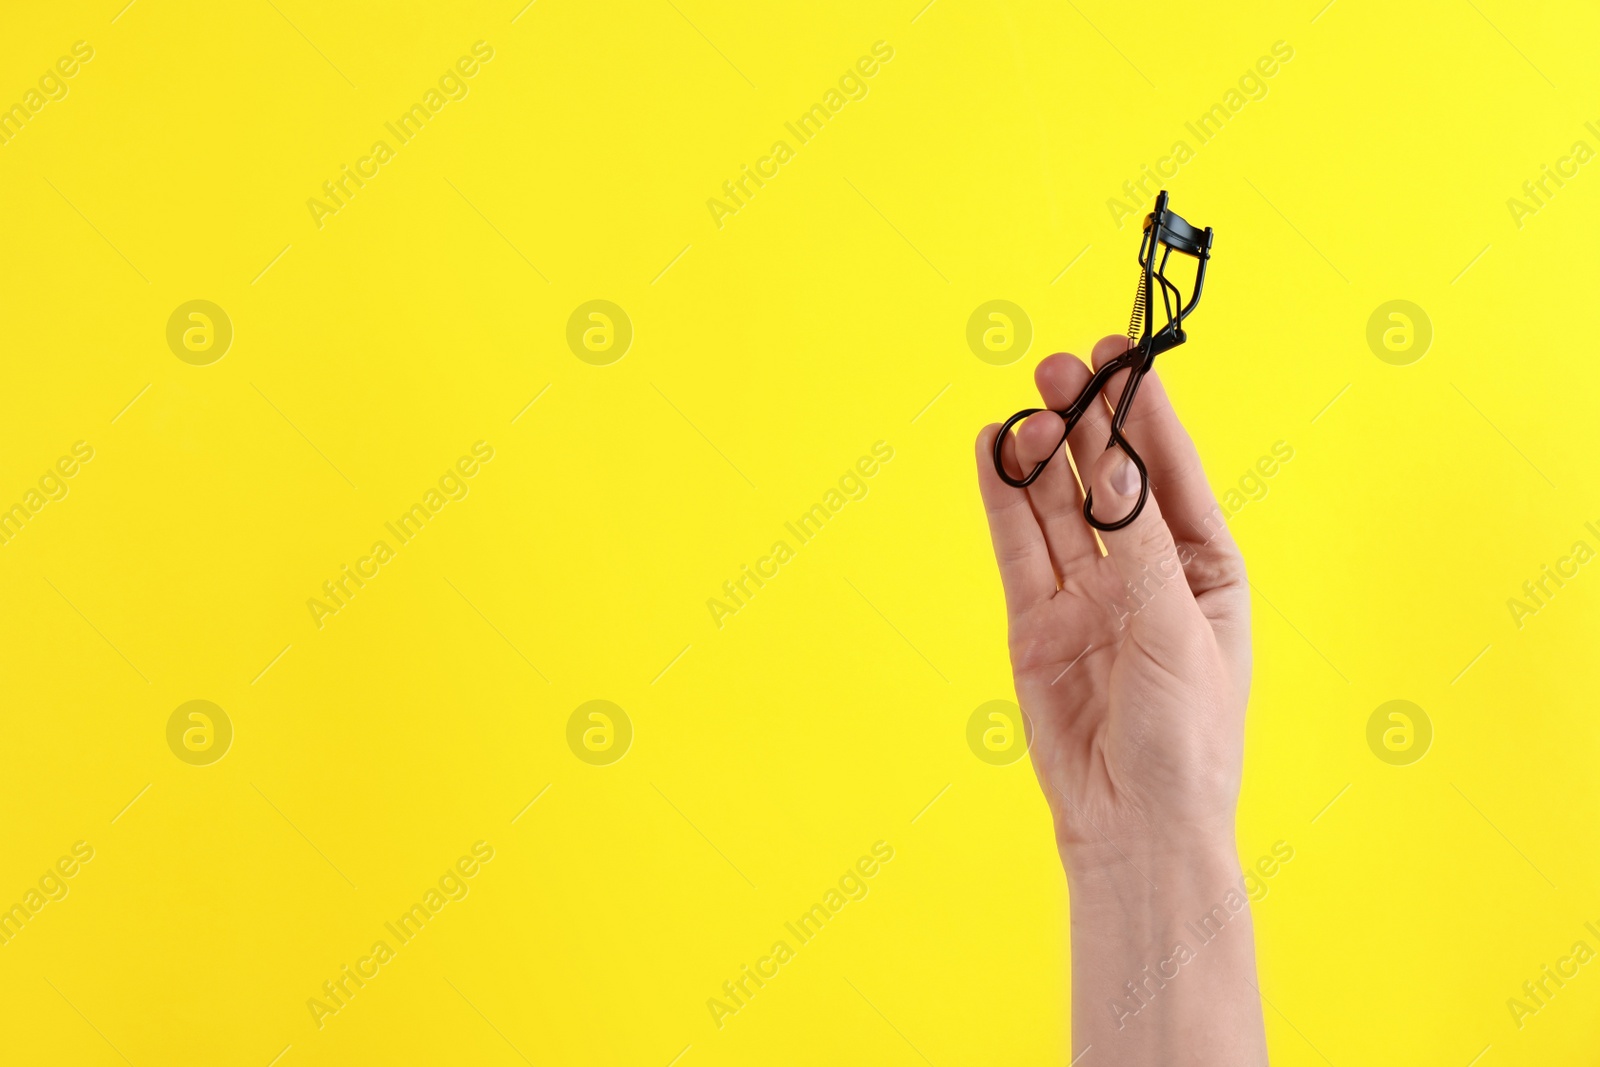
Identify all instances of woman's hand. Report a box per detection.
[975,337,1265,1065]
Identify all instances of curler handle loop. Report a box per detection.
[993,407,1058,488]
[1081,423,1149,532]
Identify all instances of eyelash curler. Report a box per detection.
[992,189,1214,531]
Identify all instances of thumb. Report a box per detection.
[1089,446,1199,637]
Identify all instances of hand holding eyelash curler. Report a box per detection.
[992,190,1214,531]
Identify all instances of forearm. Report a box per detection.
[1065,834,1267,1066]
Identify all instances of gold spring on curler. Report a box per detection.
[1126,270,1148,344]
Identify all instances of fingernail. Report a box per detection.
[1111,453,1138,496]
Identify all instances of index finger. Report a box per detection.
[974,424,1056,613]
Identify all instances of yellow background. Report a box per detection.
[2,1,1597,1063]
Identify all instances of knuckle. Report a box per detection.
[1129,515,1174,560]
[1183,540,1248,595]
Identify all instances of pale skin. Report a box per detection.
[975,337,1267,1065]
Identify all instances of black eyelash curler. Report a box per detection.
[992,189,1213,531]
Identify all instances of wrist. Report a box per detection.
[1059,820,1238,894]
[1064,830,1265,1058]
[1066,834,1245,942]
